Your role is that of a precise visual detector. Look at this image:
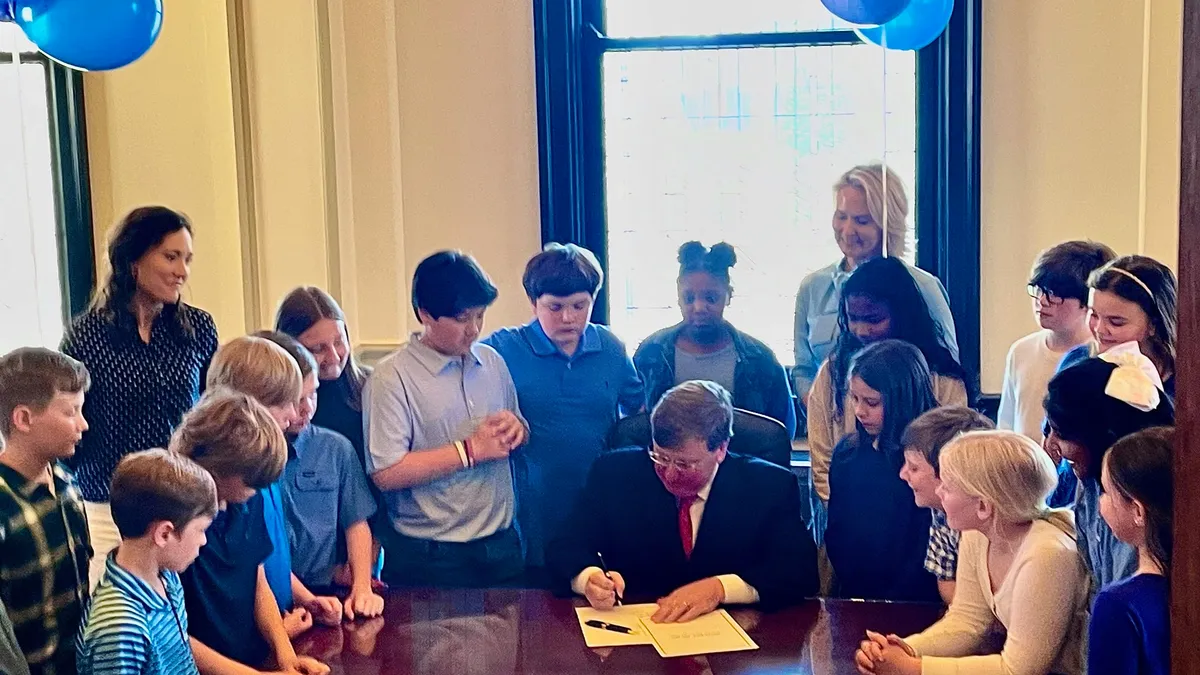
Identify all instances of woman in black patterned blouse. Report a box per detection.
[61,206,219,587]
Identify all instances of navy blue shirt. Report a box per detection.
[825,435,939,603]
[61,305,218,501]
[1088,574,1169,675]
[483,321,644,568]
[313,378,366,465]
[180,494,273,668]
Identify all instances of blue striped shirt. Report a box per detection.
[76,554,198,675]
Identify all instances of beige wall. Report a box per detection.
[84,0,541,347]
[84,0,1181,389]
[979,0,1181,391]
[86,0,248,337]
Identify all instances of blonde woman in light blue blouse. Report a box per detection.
[793,164,957,404]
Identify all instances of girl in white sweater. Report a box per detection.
[855,430,1089,675]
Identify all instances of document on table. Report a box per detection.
[575,604,658,647]
[638,609,759,658]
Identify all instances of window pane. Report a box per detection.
[0,29,64,352]
[0,22,36,52]
[604,0,852,38]
[603,45,916,364]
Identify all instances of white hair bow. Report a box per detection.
[1098,341,1163,412]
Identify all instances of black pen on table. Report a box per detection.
[596,551,623,605]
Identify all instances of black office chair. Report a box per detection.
[604,408,792,469]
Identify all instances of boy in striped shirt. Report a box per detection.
[76,449,217,675]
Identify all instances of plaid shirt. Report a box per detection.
[924,509,961,581]
[0,462,91,675]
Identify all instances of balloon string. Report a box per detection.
[880,46,888,258]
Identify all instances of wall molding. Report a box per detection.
[227,0,264,331]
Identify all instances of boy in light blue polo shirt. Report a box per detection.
[365,250,529,588]
[76,449,217,675]
[483,244,644,583]
[256,331,383,621]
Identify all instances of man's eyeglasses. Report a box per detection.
[1027,285,1065,306]
[647,450,706,472]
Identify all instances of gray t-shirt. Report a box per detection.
[0,599,28,675]
[673,342,737,394]
[364,335,526,542]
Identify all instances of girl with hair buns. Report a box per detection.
[793,164,958,404]
[1044,345,1174,592]
[855,430,1088,675]
[634,241,796,436]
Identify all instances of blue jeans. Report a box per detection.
[381,526,524,588]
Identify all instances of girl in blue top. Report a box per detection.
[1044,348,1173,593]
[1090,426,1172,675]
[825,339,940,603]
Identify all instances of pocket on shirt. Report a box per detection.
[294,472,336,492]
[810,314,839,348]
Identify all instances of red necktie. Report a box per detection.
[678,496,697,559]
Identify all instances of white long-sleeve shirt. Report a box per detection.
[997,331,1086,443]
[905,519,1088,675]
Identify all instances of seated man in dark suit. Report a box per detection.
[549,380,817,623]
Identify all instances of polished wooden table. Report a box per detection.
[295,588,944,674]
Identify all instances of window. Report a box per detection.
[599,7,916,363]
[535,0,982,379]
[0,24,93,353]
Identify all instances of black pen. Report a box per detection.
[585,619,636,634]
[596,551,623,605]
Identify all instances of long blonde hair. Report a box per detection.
[939,430,1073,533]
[834,164,910,259]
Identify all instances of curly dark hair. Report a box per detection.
[677,241,737,291]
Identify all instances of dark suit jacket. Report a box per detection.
[548,449,817,610]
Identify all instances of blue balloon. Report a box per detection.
[1,2,13,22]
[820,0,911,26]
[855,0,954,51]
[13,0,162,71]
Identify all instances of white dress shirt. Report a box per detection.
[571,463,761,604]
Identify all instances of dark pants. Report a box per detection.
[380,525,524,588]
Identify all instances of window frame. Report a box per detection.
[533,0,982,385]
[0,44,95,321]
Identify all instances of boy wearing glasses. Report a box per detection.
[549,380,816,622]
[998,241,1115,442]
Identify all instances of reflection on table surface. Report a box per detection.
[294,588,944,675]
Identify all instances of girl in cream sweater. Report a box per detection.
[855,430,1088,675]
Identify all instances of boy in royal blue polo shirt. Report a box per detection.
[76,449,218,675]
[170,389,328,675]
[205,336,343,636]
[255,331,383,619]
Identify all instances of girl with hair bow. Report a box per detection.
[1043,342,1174,592]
